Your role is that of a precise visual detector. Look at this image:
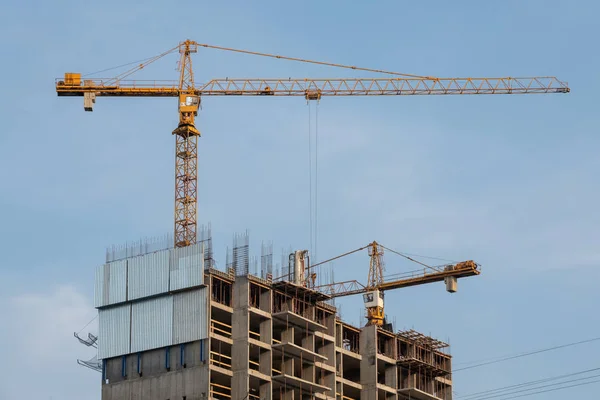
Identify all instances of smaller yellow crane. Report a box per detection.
[291,241,480,326]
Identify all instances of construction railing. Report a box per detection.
[249,359,260,372]
[210,383,232,400]
[209,351,232,370]
[210,319,232,338]
[249,330,261,341]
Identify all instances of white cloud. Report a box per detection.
[0,285,99,400]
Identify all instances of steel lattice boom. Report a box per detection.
[56,76,569,98]
[314,259,480,298]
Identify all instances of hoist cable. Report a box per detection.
[315,102,319,263]
[308,103,313,258]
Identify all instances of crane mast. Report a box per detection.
[55,39,570,249]
[366,242,385,326]
[173,40,201,247]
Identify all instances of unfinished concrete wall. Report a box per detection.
[104,340,205,384]
[102,340,208,400]
[102,366,208,400]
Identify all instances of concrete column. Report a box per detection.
[260,318,272,344]
[384,336,397,391]
[259,347,272,376]
[446,357,453,400]
[258,292,273,400]
[360,325,378,400]
[302,334,315,382]
[281,326,295,343]
[281,325,295,376]
[260,289,272,313]
[283,356,295,377]
[260,381,272,400]
[321,339,336,398]
[232,277,250,400]
[282,389,295,400]
[384,364,397,390]
[307,304,315,321]
[302,334,315,351]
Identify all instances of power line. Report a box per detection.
[476,379,600,400]
[458,367,600,398]
[459,367,600,400]
[454,336,600,372]
[472,374,600,400]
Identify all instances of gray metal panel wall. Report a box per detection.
[94,260,128,308]
[108,260,128,305]
[98,304,131,359]
[94,264,106,308]
[130,296,173,353]
[172,287,208,345]
[127,249,169,301]
[169,242,204,291]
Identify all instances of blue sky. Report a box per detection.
[0,1,598,399]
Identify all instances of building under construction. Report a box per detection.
[96,229,472,400]
[55,39,568,400]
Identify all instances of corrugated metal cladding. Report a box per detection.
[169,242,204,291]
[94,260,128,308]
[97,288,208,357]
[95,243,204,307]
[98,304,131,360]
[130,296,173,353]
[172,287,208,344]
[94,265,104,308]
[127,249,169,301]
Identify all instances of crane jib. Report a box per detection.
[56,76,570,98]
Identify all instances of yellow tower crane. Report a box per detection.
[306,241,480,327]
[55,40,569,248]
